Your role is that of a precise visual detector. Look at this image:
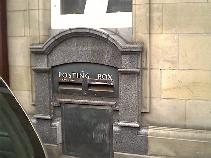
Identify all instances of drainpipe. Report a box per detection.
[0,0,9,84]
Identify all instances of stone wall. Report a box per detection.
[133,0,211,157]
[7,0,51,114]
[134,0,211,130]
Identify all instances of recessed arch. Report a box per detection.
[30,27,145,155]
[30,28,142,55]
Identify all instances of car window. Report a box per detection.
[0,78,46,158]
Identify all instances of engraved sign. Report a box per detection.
[52,63,118,97]
[58,71,113,81]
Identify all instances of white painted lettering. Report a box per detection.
[102,74,107,80]
[85,73,90,79]
[107,74,113,81]
[97,74,102,80]
[58,72,62,77]
[72,73,76,78]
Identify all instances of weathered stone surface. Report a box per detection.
[134,0,149,4]
[31,54,47,67]
[114,152,155,158]
[24,9,30,37]
[7,11,25,36]
[39,0,51,10]
[148,126,211,158]
[7,0,27,11]
[48,37,121,68]
[186,100,211,129]
[39,35,49,43]
[133,4,149,34]
[134,4,162,34]
[162,70,211,100]
[39,10,51,36]
[143,69,160,98]
[29,0,39,10]
[13,90,35,114]
[45,144,62,158]
[114,126,147,155]
[119,73,139,122]
[151,34,178,69]
[33,119,57,144]
[122,55,138,69]
[9,66,31,91]
[142,97,150,112]
[143,98,186,128]
[163,3,211,33]
[34,72,51,115]
[135,0,206,4]
[29,10,39,43]
[8,37,30,66]
[149,4,163,34]
[179,34,211,70]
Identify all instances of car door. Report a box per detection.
[0,77,47,158]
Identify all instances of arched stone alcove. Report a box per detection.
[31,28,146,156]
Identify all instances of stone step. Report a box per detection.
[45,144,163,158]
[59,153,163,158]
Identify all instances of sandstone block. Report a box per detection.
[143,98,186,127]
[150,34,178,69]
[163,4,211,33]
[39,10,51,36]
[179,34,211,70]
[8,37,30,66]
[9,66,31,91]
[7,11,25,36]
[29,0,39,10]
[162,70,211,100]
[134,4,162,34]
[39,0,51,10]
[7,0,27,11]
[186,100,211,129]
[13,90,35,114]
[29,10,39,41]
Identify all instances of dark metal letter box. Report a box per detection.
[62,105,113,158]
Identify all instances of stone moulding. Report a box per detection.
[57,99,119,111]
[118,69,140,74]
[30,27,143,55]
[32,67,51,72]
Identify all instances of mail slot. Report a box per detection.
[58,79,83,95]
[88,79,114,93]
[52,63,118,97]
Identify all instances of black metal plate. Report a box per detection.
[62,104,113,158]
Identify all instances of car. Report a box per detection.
[0,77,47,158]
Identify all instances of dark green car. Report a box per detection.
[0,78,46,158]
